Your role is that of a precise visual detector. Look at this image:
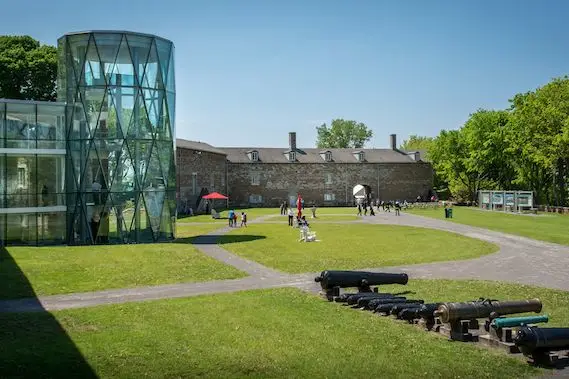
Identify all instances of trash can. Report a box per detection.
[447,208,453,218]
[444,208,449,218]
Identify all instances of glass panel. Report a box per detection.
[93,33,123,84]
[37,155,65,206]
[0,102,5,148]
[155,39,173,91]
[38,212,66,243]
[125,34,152,87]
[66,34,90,91]
[6,155,37,207]
[37,104,65,149]
[0,154,5,208]
[6,103,36,149]
[166,46,175,93]
[7,213,37,245]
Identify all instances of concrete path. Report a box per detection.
[2,211,569,313]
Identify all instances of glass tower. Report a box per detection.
[58,31,176,244]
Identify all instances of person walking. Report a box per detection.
[357,203,362,216]
[240,212,248,227]
[228,209,235,227]
[395,201,401,216]
[311,204,317,218]
[288,208,294,226]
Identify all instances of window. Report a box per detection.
[354,151,365,162]
[325,173,333,184]
[249,194,263,204]
[250,172,261,186]
[324,193,335,201]
[325,151,332,162]
[251,151,259,162]
[191,172,197,195]
[18,167,27,189]
[288,151,296,162]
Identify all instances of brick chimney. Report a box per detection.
[289,132,297,151]
[390,134,397,150]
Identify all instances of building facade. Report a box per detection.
[0,30,176,246]
[176,132,433,210]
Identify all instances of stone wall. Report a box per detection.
[226,162,433,207]
[176,148,227,211]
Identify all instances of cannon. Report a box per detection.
[478,315,550,353]
[345,293,398,306]
[359,296,407,309]
[315,270,408,299]
[435,299,542,323]
[434,298,543,342]
[390,303,424,317]
[334,292,395,303]
[374,300,424,315]
[513,326,569,366]
[399,303,443,322]
[491,315,549,330]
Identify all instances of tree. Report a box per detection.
[0,35,57,101]
[315,119,373,148]
[399,135,435,155]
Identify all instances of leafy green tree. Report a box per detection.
[0,35,57,101]
[399,135,434,155]
[316,119,373,148]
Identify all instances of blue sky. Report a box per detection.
[2,0,568,148]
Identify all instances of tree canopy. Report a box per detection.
[315,119,373,148]
[0,35,57,101]
[420,76,569,205]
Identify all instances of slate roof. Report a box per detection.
[219,147,418,164]
[176,139,227,155]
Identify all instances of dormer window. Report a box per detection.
[320,150,332,162]
[247,150,259,162]
[288,151,296,162]
[353,151,365,162]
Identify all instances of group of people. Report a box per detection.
[357,200,407,216]
[227,209,247,227]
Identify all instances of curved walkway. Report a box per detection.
[2,211,569,313]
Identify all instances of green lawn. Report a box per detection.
[1,223,243,300]
[3,281,562,378]
[219,223,498,273]
[406,207,569,246]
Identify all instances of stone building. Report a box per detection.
[176,132,433,210]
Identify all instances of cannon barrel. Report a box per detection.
[514,327,569,354]
[334,292,394,303]
[399,303,443,321]
[373,300,425,313]
[434,299,542,323]
[315,270,408,290]
[361,297,407,309]
[491,315,549,329]
[390,303,423,316]
[345,293,396,306]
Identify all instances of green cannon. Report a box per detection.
[491,315,549,329]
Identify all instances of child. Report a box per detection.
[233,212,238,227]
[241,212,247,227]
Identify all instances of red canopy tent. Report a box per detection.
[202,192,228,200]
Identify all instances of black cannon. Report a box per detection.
[374,300,424,314]
[315,270,408,299]
[514,327,569,366]
[366,297,409,310]
[334,292,395,303]
[434,298,542,342]
[345,293,397,306]
[390,303,424,316]
[434,299,542,323]
[358,296,407,309]
[399,303,443,322]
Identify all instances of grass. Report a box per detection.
[3,281,564,378]
[0,223,243,300]
[178,207,361,222]
[406,206,569,246]
[219,223,498,273]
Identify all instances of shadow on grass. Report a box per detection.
[0,247,98,378]
[175,234,267,245]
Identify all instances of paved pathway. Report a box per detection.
[2,211,569,314]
